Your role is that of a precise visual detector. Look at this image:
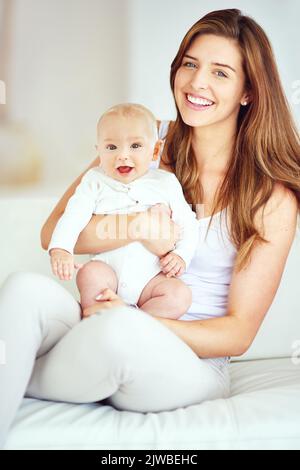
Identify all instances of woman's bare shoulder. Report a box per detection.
[254,183,298,232]
[264,183,297,216]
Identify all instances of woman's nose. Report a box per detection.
[189,68,209,91]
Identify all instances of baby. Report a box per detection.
[48,103,199,319]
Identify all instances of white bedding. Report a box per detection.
[5,358,300,450]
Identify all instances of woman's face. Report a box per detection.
[174,34,248,129]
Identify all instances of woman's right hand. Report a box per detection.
[131,203,182,257]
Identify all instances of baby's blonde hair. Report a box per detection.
[97,103,158,144]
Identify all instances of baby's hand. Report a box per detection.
[50,248,76,281]
[159,252,186,278]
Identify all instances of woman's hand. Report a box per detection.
[82,288,126,318]
[133,204,182,257]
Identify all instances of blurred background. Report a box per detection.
[0,0,299,197]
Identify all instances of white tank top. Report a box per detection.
[155,121,237,323]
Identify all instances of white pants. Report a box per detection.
[0,272,230,448]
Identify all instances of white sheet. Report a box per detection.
[4,358,300,450]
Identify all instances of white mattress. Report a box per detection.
[4,358,300,450]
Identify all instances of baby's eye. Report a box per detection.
[215,70,227,78]
[106,144,117,150]
[131,143,142,149]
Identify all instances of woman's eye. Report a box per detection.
[131,143,142,149]
[183,61,197,68]
[106,144,117,150]
[215,70,227,78]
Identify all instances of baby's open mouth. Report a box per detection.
[117,166,134,174]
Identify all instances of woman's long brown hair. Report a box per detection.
[163,8,300,271]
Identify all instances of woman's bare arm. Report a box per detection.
[157,185,298,358]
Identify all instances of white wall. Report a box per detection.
[5,0,131,189]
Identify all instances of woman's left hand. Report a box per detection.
[81,288,126,318]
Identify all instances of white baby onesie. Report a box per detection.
[48,167,199,304]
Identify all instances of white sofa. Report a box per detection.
[1,197,300,450]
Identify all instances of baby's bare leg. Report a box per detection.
[137,273,192,319]
[76,261,118,314]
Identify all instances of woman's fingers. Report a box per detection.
[95,287,118,301]
[82,305,99,318]
[80,288,126,319]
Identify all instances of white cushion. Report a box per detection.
[238,232,300,361]
[4,358,300,450]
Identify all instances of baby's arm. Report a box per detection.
[48,169,101,280]
[160,173,199,277]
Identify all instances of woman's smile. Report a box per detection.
[185,93,216,111]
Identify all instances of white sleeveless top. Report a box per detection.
[154,121,237,323]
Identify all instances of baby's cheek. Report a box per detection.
[99,161,113,177]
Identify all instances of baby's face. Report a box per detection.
[96,113,160,183]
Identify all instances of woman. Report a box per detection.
[0,9,299,447]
